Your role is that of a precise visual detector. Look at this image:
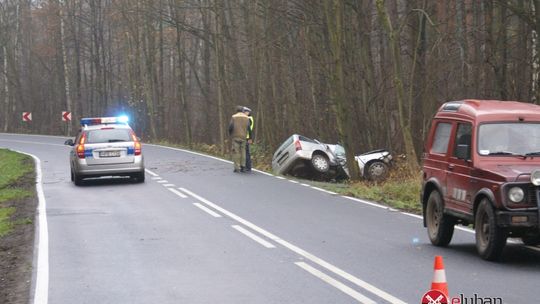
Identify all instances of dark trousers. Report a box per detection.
[245,142,252,170]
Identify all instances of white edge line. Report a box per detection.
[145,169,159,177]
[295,262,376,304]
[342,196,388,210]
[145,143,233,164]
[310,186,337,195]
[300,183,310,187]
[157,180,168,183]
[179,187,406,304]
[193,203,222,218]
[289,180,299,184]
[15,151,49,304]
[163,184,175,187]
[167,188,187,198]
[232,225,275,248]
[275,176,286,180]
[253,169,274,177]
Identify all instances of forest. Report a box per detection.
[1,0,539,177]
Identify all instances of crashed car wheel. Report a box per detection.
[311,154,330,173]
[365,161,389,181]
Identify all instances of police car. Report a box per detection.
[64,116,145,185]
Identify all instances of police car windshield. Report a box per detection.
[86,129,131,144]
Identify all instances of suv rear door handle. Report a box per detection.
[448,164,455,171]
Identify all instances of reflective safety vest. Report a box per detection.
[246,116,254,140]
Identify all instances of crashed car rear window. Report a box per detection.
[86,129,132,144]
[299,136,317,143]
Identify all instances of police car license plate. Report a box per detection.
[99,151,121,158]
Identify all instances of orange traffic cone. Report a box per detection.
[431,255,449,298]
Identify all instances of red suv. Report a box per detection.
[422,100,540,260]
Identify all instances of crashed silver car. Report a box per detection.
[272,134,348,180]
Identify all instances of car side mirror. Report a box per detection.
[64,139,74,146]
[456,144,470,160]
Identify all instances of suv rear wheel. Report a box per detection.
[475,199,508,260]
[426,191,455,246]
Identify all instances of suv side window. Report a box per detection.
[453,123,472,157]
[431,122,452,154]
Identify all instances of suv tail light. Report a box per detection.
[131,132,142,156]
[76,133,87,159]
[295,140,302,151]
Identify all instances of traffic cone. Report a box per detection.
[431,256,449,298]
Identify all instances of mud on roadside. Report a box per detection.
[0,175,37,303]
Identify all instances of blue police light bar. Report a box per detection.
[80,116,129,126]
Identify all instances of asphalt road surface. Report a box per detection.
[1,133,539,304]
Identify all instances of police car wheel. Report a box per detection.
[70,169,74,182]
[132,171,145,183]
[73,172,83,186]
[426,191,454,247]
[475,199,508,261]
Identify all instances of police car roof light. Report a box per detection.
[80,116,129,126]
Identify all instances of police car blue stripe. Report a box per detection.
[84,149,93,157]
[127,147,134,155]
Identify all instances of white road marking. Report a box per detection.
[300,183,310,187]
[289,180,299,184]
[151,177,162,180]
[310,187,337,195]
[275,176,286,180]
[157,180,168,183]
[167,188,187,198]
[15,151,49,304]
[145,169,159,177]
[253,169,274,177]
[146,143,233,164]
[163,184,175,187]
[343,196,388,210]
[295,262,376,304]
[179,187,406,304]
[232,225,275,248]
[193,203,222,217]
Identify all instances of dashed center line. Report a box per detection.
[296,262,376,304]
[145,169,159,177]
[167,188,187,198]
[163,184,175,187]
[232,225,275,248]
[193,203,222,217]
[151,177,162,180]
[157,180,168,183]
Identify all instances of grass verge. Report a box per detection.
[0,149,34,237]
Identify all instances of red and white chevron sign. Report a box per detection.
[62,111,72,121]
[22,112,32,122]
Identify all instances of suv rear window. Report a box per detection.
[431,122,452,154]
[86,129,132,144]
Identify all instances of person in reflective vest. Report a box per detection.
[228,106,252,172]
[243,107,254,172]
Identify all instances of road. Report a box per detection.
[1,133,539,304]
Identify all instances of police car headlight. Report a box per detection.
[508,187,525,203]
[531,170,540,186]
